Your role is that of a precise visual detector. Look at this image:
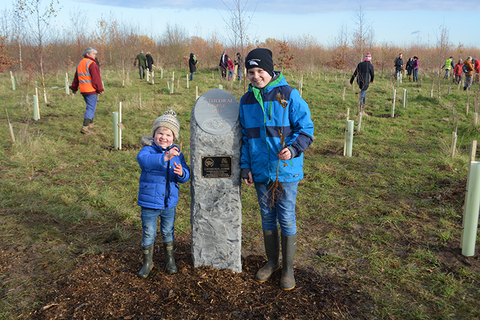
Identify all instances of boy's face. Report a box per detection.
[154,127,174,148]
[247,67,272,89]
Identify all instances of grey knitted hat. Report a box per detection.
[151,109,180,140]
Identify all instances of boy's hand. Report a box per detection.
[243,171,253,186]
[278,147,291,160]
[173,161,183,176]
[165,147,180,161]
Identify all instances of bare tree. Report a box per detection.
[160,23,188,69]
[220,0,256,90]
[14,0,61,104]
[351,0,372,61]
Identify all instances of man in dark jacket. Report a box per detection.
[218,50,229,79]
[350,52,375,108]
[134,51,147,79]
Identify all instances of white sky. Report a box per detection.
[2,0,480,48]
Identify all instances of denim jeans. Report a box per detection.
[360,89,367,106]
[237,70,242,81]
[141,206,176,246]
[190,72,194,81]
[444,69,450,79]
[254,181,299,236]
[138,66,146,79]
[82,94,98,120]
[413,69,419,82]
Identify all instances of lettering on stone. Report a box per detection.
[201,156,232,179]
[193,89,239,135]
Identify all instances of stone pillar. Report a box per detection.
[190,89,242,273]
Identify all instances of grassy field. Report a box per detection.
[1,66,479,319]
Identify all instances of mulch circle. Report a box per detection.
[32,235,370,319]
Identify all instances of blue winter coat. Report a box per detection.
[239,72,314,183]
[137,142,190,210]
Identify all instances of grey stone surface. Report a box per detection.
[190,89,242,273]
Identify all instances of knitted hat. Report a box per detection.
[365,52,372,61]
[151,109,180,140]
[245,48,274,77]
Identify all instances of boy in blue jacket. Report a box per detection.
[137,109,190,278]
[240,48,314,290]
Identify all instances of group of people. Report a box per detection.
[394,53,420,82]
[445,56,480,91]
[134,51,155,79]
[219,50,243,81]
[71,46,314,291]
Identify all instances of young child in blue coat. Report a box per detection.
[137,109,190,278]
[239,48,314,290]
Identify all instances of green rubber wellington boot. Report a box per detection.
[163,241,178,275]
[280,233,297,290]
[255,228,280,283]
[138,243,154,278]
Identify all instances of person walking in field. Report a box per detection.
[234,52,243,81]
[442,56,454,80]
[134,51,147,79]
[145,52,154,73]
[406,57,414,82]
[188,53,198,81]
[350,52,375,109]
[136,109,190,279]
[394,53,403,79]
[463,56,474,90]
[70,47,104,135]
[218,50,229,79]
[412,56,420,82]
[474,58,480,84]
[227,57,235,81]
[454,59,464,85]
[240,48,314,291]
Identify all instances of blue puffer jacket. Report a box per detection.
[239,72,314,183]
[137,141,190,210]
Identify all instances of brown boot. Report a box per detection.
[88,122,97,129]
[80,126,91,134]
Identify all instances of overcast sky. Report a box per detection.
[4,0,480,48]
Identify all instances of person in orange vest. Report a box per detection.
[70,47,104,134]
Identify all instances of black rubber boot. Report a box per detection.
[163,241,178,275]
[280,233,297,290]
[138,243,154,278]
[255,229,280,283]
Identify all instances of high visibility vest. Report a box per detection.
[445,59,453,70]
[77,58,97,93]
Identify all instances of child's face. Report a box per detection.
[247,67,272,89]
[154,127,174,148]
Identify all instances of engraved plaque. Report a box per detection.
[201,156,233,178]
[194,89,239,135]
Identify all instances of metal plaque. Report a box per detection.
[194,89,239,135]
[201,156,233,179]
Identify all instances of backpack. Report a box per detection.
[463,64,468,73]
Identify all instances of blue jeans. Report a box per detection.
[360,89,367,106]
[413,69,419,82]
[141,207,176,246]
[138,66,145,79]
[190,72,194,81]
[254,181,299,236]
[237,70,242,81]
[82,94,98,120]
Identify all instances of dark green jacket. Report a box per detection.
[135,53,147,67]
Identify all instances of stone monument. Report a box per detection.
[190,89,242,272]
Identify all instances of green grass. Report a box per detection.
[1,67,480,319]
